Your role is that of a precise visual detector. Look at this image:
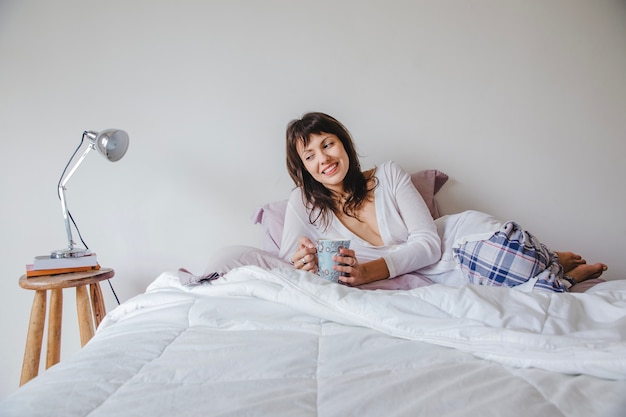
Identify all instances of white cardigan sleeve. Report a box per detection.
[377,161,442,278]
[278,188,322,261]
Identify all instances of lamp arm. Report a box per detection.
[60,142,95,189]
[58,143,95,251]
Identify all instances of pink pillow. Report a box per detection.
[252,169,448,255]
[251,200,288,256]
[410,169,448,218]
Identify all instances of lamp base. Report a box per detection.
[50,248,91,259]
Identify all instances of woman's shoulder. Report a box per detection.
[373,160,408,180]
[287,186,304,203]
[287,187,316,211]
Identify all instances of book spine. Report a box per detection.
[25,264,101,278]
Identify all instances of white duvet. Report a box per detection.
[3,264,626,416]
[142,266,626,380]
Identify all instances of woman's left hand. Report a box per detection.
[334,249,391,286]
[334,247,361,286]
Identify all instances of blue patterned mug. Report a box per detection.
[316,239,351,283]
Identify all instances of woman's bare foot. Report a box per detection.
[566,263,608,283]
[555,251,586,273]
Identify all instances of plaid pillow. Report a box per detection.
[453,221,567,292]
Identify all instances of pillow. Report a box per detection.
[251,199,288,256]
[177,245,292,286]
[252,169,448,255]
[410,169,448,219]
[203,245,291,276]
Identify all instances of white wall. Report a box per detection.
[1,0,625,399]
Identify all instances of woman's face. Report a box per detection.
[297,132,350,194]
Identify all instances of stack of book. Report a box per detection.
[25,253,100,278]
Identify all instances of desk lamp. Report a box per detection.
[51,129,129,259]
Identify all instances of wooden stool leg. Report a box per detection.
[89,282,105,328]
[46,288,63,369]
[20,290,47,386]
[76,285,94,346]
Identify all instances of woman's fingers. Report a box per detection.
[335,248,358,284]
[291,237,318,271]
[337,248,356,267]
[299,252,316,270]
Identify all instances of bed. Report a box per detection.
[2,170,626,417]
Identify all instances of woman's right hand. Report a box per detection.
[291,236,318,273]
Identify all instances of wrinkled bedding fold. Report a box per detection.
[134,267,626,379]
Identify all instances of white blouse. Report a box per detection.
[279,161,442,279]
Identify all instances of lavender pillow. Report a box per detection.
[252,169,448,255]
[410,169,448,219]
[251,199,288,256]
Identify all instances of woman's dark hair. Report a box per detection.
[285,112,376,228]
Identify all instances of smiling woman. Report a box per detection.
[279,112,608,292]
[281,112,442,286]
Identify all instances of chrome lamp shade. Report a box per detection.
[90,129,129,162]
[51,129,129,259]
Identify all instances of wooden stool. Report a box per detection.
[18,268,114,386]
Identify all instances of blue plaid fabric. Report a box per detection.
[453,221,567,292]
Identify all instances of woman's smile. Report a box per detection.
[322,162,339,176]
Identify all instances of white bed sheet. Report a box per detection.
[2,267,626,417]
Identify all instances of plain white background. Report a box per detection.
[1,0,625,399]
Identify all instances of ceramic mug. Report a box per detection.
[316,239,351,283]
